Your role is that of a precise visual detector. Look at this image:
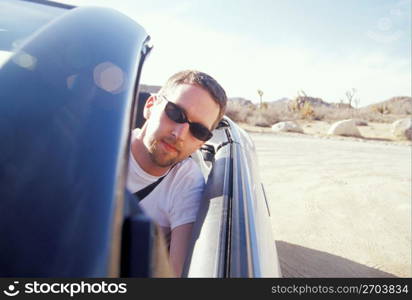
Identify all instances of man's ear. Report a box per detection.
[143,95,157,120]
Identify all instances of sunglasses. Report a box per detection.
[160,96,213,141]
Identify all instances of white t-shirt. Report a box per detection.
[127,147,205,230]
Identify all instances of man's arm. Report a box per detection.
[152,225,175,277]
[169,222,194,277]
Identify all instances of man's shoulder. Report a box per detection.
[175,157,202,174]
[172,157,204,183]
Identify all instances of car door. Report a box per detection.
[0,1,161,277]
[184,118,282,277]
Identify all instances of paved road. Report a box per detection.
[251,133,411,277]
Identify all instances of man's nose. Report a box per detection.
[172,122,190,140]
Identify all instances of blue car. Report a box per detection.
[0,0,281,278]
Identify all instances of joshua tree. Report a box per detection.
[292,90,308,111]
[353,96,360,109]
[344,88,359,108]
[297,90,307,98]
[257,89,263,108]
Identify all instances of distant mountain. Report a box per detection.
[365,96,412,114]
[228,97,254,106]
[267,96,332,111]
[266,98,290,110]
[268,97,290,104]
[295,96,332,107]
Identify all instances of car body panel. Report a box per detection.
[228,119,281,277]
[0,3,150,276]
[183,138,231,277]
[184,118,281,277]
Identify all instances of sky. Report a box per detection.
[56,0,411,106]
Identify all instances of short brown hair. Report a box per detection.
[158,70,227,129]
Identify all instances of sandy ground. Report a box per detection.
[245,121,411,277]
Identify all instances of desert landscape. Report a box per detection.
[248,124,411,278]
[234,96,411,277]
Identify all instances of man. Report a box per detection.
[127,70,227,276]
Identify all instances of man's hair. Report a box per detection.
[158,70,227,129]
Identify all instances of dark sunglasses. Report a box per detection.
[160,97,213,141]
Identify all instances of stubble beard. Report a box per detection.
[148,138,180,168]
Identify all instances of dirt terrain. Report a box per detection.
[247,122,411,277]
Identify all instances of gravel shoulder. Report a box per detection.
[249,130,411,277]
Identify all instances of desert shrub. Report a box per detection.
[289,99,300,112]
[373,104,391,115]
[299,102,314,119]
[315,106,354,121]
[260,102,269,110]
[369,97,412,115]
[247,114,272,127]
[225,101,254,123]
[356,110,397,123]
[226,101,279,126]
[261,107,281,124]
[246,106,281,127]
[308,106,382,122]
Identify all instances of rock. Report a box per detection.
[392,118,412,140]
[271,121,304,133]
[327,119,362,137]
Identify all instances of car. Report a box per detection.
[0,0,281,278]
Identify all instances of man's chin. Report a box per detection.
[155,161,175,168]
[150,154,178,168]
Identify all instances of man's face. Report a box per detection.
[142,84,220,169]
